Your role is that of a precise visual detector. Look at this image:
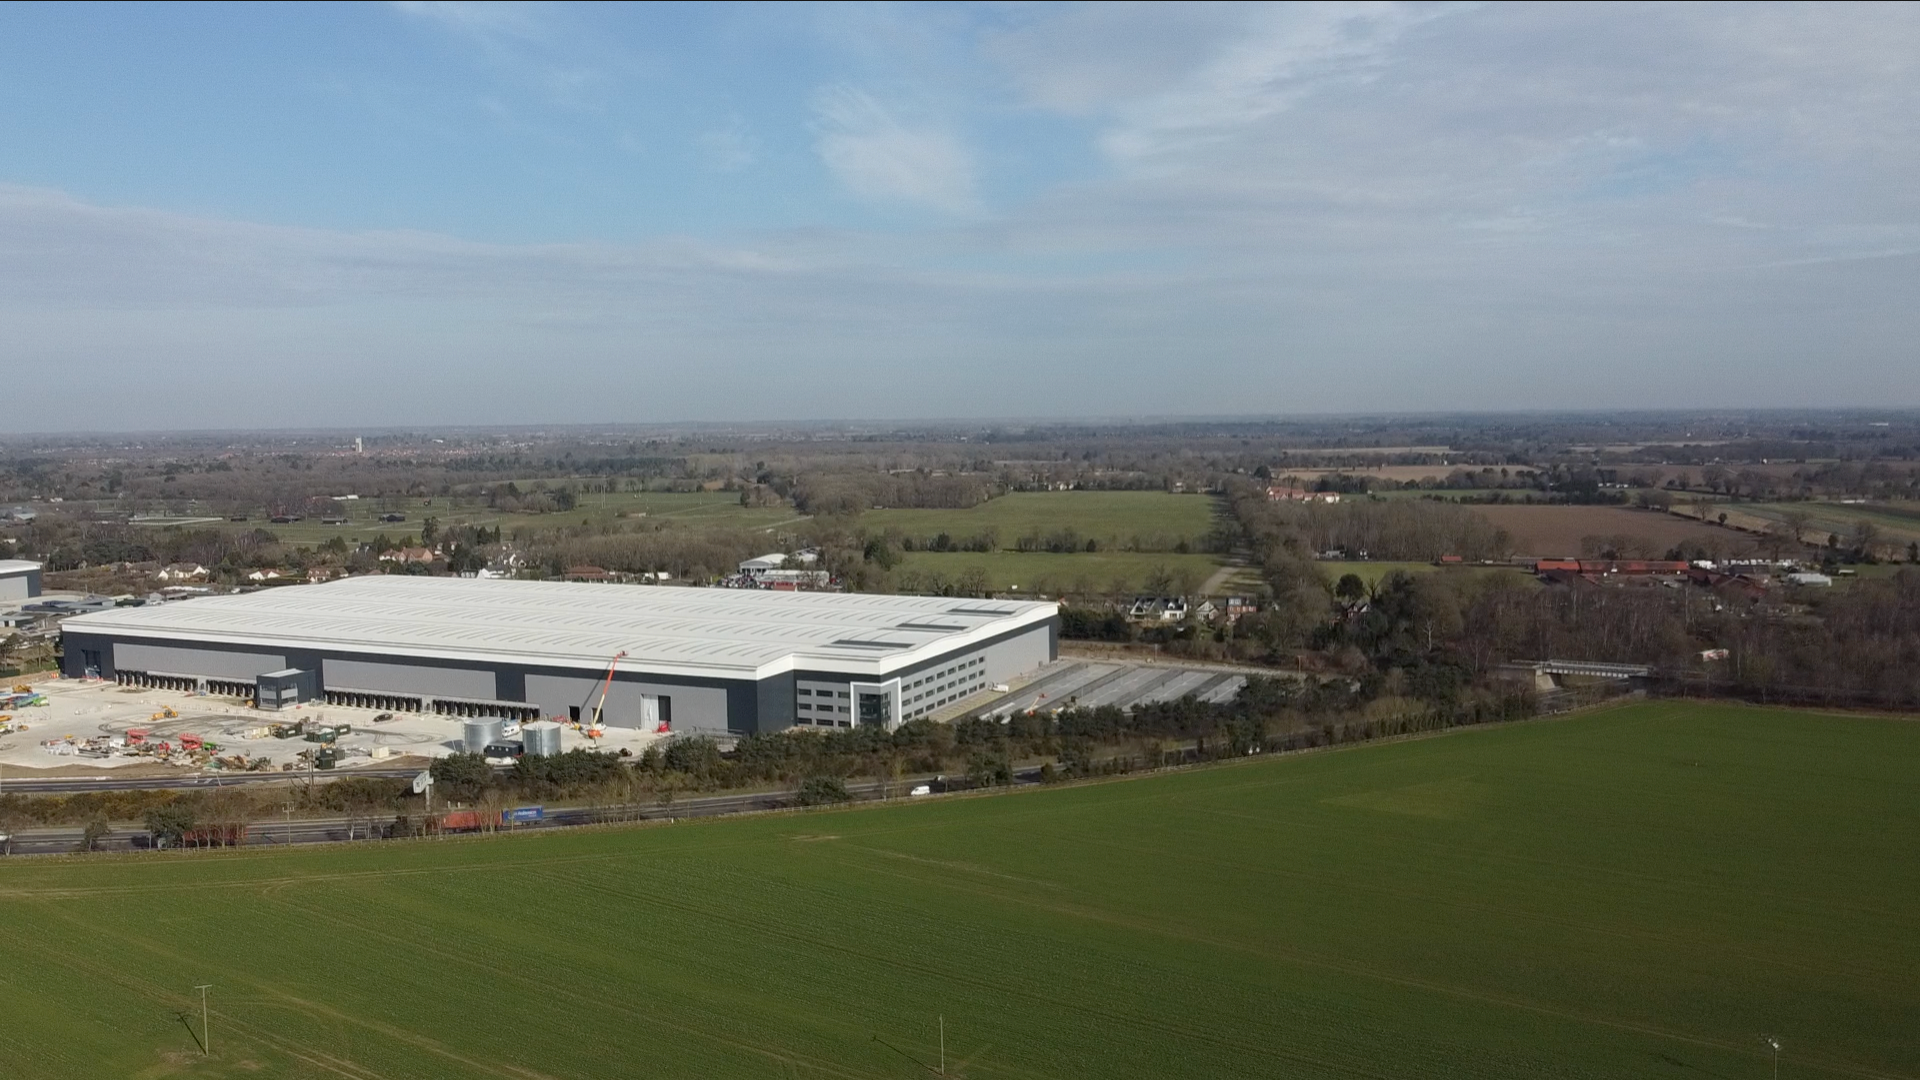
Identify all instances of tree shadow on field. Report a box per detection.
[174,1010,205,1054]
[1655,1052,1736,1078]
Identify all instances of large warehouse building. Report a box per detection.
[59,577,1058,737]
[0,559,43,602]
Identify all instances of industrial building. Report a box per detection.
[59,576,1058,737]
[0,560,43,602]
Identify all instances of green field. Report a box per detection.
[1742,501,1920,546]
[135,490,804,547]
[4,702,1917,1078]
[897,549,1224,595]
[1314,560,1539,589]
[862,491,1220,549]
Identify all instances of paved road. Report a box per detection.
[0,771,1048,856]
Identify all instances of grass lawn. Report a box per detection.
[2,701,1916,1079]
[862,491,1220,549]
[896,549,1223,594]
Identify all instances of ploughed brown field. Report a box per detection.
[1472,504,1734,557]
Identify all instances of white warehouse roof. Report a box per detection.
[0,560,43,575]
[61,576,1057,680]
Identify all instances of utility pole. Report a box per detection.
[194,984,212,1055]
[939,1015,945,1076]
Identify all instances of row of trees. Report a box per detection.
[1219,475,1920,707]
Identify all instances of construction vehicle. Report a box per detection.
[151,707,178,721]
[12,683,31,694]
[179,733,204,752]
[126,728,149,746]
[586,650,627,739]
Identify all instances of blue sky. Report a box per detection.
[3,2,1918,429]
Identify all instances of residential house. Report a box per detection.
[739,550,819,578]
[1266,486,1342,503]
[155,563,208,583]
[379,547,436,565]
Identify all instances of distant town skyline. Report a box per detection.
[4,2,1918,430]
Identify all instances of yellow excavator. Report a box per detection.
[151,707,179,721]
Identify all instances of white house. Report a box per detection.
[155,563,208,582]
[739,551,817,577]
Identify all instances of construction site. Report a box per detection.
[0,675,665,779]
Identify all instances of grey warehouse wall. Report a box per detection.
[0,571,38,602]
[115,642,288,680]
[978,627,1053,684]
[524,672,734,736]
[324,658,497,701]
[778,616,1060,733]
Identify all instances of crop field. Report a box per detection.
[895,549,1223,595]
[2,701,1916,1079]
[1472,504,1730,557]
[861,491,1220,550]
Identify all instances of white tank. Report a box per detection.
[463,718,505,754]
[522,720,563,757]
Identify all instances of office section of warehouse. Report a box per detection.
[58,577,1059,736]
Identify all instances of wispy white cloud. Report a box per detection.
[811,87,978,214]
[1099,2,1446,164]
[390,0,618,111]
[697,117,756,172]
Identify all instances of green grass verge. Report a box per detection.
[862,491,1220,549]
[2,702,1916,1078]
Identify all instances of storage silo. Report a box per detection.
[522,720,563,757]
[463,718,505,754]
